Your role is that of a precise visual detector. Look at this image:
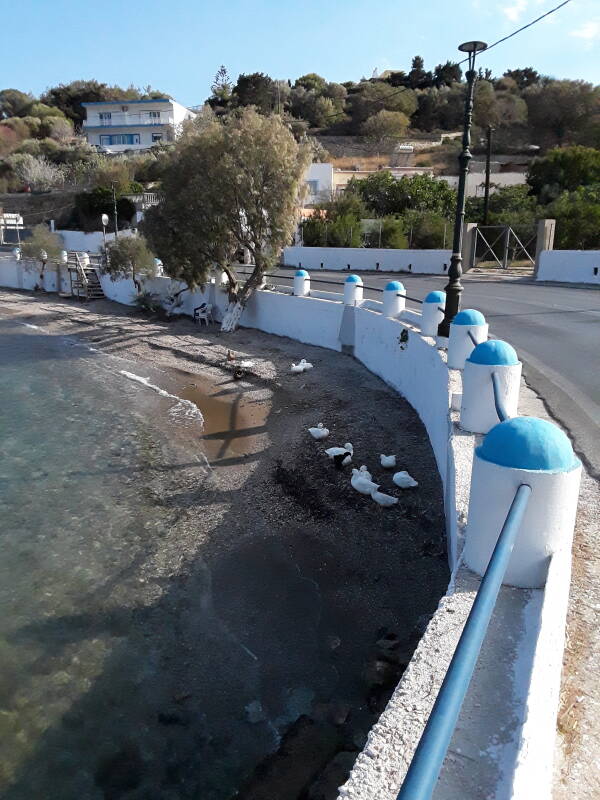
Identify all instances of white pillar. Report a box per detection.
[421,290,445,336]
[293,269,310,297]
[344,274,363,306]
[460,340,522,434]
[447,309,488,370]
[382,280,405,317]
[463,417,581,588]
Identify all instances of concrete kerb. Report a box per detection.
[0,259,578,800]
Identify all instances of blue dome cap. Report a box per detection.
[385,280,405,291]
[453,309,486,326]
[477,417,579,472]
[345,274,362,283]
[468,340,519,366]
[425,290,445,304]
[295,269,308,277]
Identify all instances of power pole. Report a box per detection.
[112,182,119,240]
[483,125,494,225]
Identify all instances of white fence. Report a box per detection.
[537,250,600,285]
[283,246,452,274]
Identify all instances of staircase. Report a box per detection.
[67,252,105,301]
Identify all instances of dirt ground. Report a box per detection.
[0,290,449,800]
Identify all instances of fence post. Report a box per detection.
[447,309,488,369]
[460,340,522,433]
[293,269,310,297]
[344,274,363,306]
[463,417,581,588]
[534,218,556,278]
[421,291,446,337]
[382,281,405,317]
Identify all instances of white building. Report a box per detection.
[82,98,196,152]
[304,163,335,205]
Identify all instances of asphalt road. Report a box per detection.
[254,268,600,477]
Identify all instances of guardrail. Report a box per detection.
[396,483,532,800]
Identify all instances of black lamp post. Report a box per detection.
[438,40,487,340]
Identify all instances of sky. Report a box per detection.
[4,0,599,107]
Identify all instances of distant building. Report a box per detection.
[82,98,196,153]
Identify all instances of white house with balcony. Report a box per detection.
[82,98,196,152]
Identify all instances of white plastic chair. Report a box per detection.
[194,302,213,325]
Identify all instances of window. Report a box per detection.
[306,180,319,195]
[121,105,129,112]
[152,133,163,142]
[149,111,161,119]
[99,112,112,121]
[99,134,140,146]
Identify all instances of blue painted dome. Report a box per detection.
[385,280,405,291]
[425,290,445,304]
[468,340,519,366]
[477,417,579,472]
[345,274,362,284]
[453,309,486,326]
[295,269,309,277]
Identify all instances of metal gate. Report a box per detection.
[471,224,537,269]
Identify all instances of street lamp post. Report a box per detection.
[483,124,494,225]
[438,40,487,341]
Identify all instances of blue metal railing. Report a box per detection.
[396,483,532,800]
[491,371,510,422]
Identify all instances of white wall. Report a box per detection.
[57,230,134,253]
[443,171,527,197]
[537,250,600,285]
[305,163,334,205]
[283,246,452,274]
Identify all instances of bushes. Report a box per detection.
[74,187,136,231]
[20,224,64,261]
[7,153,64,192]
[104,236,156,282]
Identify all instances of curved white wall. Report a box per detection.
[537,250,600,284]
[283,246,452,274]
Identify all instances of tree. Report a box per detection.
[210,65,232,107]
[104,236,157,286]
[503,68,540,90]
[232,73,276,114]
[361,110,409,145]
[495,93,527,127]
[524,80,600,147]
[0,88,34,119]
[528,146,600,203]
[346,170,398,216]
[7,153,64,191]
[404,211,450,248]
[433,62,462,88]
[473,81,498,129]
[75,187,136,231]
[547,185,600,249]
[466,185,538,227]
[302,193,366,247]
[408,56,432,89]
[143,108,311,331]
[347,81,417,130]
[294,74,327,94]
[364,216,408,248]
[21,224,64,289]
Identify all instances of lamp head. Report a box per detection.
[458,40,488,53]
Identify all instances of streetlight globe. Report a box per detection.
[101,213,110,227]
[458,40,488,53]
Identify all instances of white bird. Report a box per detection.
[371,488,399,507]
[393,470,419,489]
[291,363,305,374]
[358,465,373,481]
[308,423,329,440]
[351,468,379,495]
[299,359,314,370]
[325,443,354,459]
[380,454,397,468]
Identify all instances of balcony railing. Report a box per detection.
[84,112,173,127]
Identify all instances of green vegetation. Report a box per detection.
[104,236,157,283]
[20,223,63,261]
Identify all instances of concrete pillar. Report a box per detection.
[344,274,363,306]
[461,222,478,272]
[534,219,556,277]
[12,247,21,261]
[460,340,522,433]
[421,290,446,337]
[463,417,581,588]
[447,309,488,370]
[382,280,405,317]
[293,269,310,297]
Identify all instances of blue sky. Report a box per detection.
[5,0,599,107]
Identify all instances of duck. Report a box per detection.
[380,454,397,469]
[351,468,379,495]
[299,359,314,370]
[393,470,419,489]
[291,363,305,374]
[308,423,329,440]
[359,465,373,481]
[371,488,399,507]
[325,443,354,459]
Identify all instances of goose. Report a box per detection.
[291,363,305,374]
[371,488,399,507]
[393,471,419,489]
[359,465,373,481]
[333,452,352,469]
[325,443,354,459]
[351,468,379,495]
[299,359,314,370]
[308,423,329,440]
[380,454,397,469]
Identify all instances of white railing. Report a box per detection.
[85,112,173,127]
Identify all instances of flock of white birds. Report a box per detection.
[291,358,418,508]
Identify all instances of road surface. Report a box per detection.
[252,269,600,477]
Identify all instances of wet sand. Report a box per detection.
[0,290,449,800]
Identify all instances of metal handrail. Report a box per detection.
[396,483,532,800]
[491,371,510,422]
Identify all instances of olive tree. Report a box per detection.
[143,107,311,331]
[104,236,157,290]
